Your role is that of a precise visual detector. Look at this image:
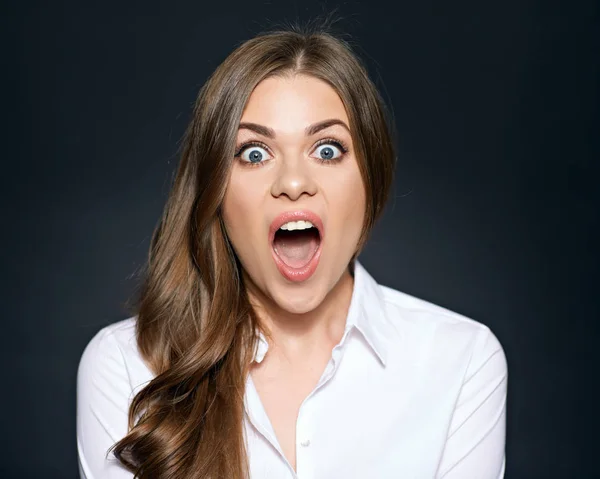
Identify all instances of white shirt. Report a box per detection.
[77,260,507,478]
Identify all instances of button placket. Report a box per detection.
[295,401,315,479]
[295,339,348,477]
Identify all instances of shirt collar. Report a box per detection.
[253,259,390,366]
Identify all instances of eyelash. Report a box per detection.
[233,138,349,168]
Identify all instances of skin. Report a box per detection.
[221,73,367,470]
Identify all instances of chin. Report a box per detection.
[272,287,326,315]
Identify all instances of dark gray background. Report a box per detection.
[2,0,598,477]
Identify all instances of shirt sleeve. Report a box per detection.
[436,326,508,479]
[77,327,136,479]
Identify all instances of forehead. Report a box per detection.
[240,74,349,132]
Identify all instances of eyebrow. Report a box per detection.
[238,118,350,138]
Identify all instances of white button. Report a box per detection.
[300,439,311,447]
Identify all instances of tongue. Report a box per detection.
[273,229,320,268]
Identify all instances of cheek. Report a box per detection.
[223,177,246,237]
[222,174,256,240]
[326,167,366,222]
[350,174,367,215]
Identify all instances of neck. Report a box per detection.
[246,265,355,364]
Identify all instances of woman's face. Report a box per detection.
[221,74,366,315]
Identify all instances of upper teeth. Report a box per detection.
[279,220,315,231]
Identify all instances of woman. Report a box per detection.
[77,24,507,479]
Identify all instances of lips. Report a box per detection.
[269,209,324,282]
[269,210,324,246]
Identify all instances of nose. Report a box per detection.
[270,153,318,201]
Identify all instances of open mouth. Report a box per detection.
[272,226,321,269]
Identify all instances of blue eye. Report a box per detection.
[235,139,347,168]
[240,145,270,164]
[314,143,343,161]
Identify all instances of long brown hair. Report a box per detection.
[109,21,396,479]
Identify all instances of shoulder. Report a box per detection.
[378,284,506,375]
[375,288,509,477]
[77,316,153,398]
[77,317,155,474]
[78,317,137,372]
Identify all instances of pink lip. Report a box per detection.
[269,209,324,245]
[269,209,325,283]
